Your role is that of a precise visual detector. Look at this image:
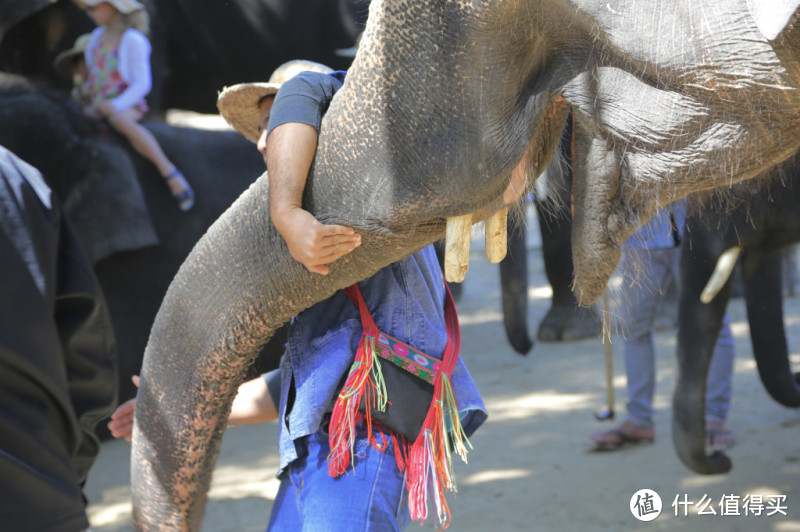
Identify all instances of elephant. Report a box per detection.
[673,153,800,475]
[530,113,601,343]
[450,113,601,356]
[1,0,598,354]
[0,0,367,114]
[499,114,601,353]
[128,0,800,528]
[0,79,285,413]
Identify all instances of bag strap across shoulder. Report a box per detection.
[343,281,460,372]
[336,279,467,529]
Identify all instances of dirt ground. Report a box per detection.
[84,207,800,532]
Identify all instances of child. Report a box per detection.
[53,33,93,108]
[76,0,195,211]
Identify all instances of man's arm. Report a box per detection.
[108,372,279,440]
[227,373,279,425]
[265,71,360,274]
[266,109,360,275]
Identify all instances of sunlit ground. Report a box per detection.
[85,201,800,531]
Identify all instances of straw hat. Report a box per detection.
[75,0,145,14]
[217,60,333,143]
[54,33,92,79]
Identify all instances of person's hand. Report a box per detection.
[107,375,140,442]
[275,207,361,275]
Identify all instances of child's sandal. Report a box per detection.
[164,170,195,211]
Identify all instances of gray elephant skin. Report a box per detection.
[499,114,601,353]
[127,1,800,528]
[0,81,286,416]
[674,154,800,475]
[460,115,600,356]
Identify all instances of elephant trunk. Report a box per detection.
[129,171,436,529]
[744,252,800,406]
[499,213,533,354]
[672,347,733,474]
[672,253,733,475]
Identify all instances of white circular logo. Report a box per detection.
[630,489,662,521]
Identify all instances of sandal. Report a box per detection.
[705,426,735,451]
[164,170,195,211]
[591,421,655,451]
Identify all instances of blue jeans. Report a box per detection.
[267,424,411,532]
[619,246,734,428]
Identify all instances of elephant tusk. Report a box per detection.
[700,246,742,304]
[445,214,473,282]
[485,208,508,263]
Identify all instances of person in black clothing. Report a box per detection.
[0,145,118,531]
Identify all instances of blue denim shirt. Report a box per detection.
[276,245,487,474]
[268,70,486,474]
[625,199,687,249]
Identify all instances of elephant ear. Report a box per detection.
[63,140,159,263]
[748,0,800,40]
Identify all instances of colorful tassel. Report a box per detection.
[327,332,387,476]
[327,281,470,530]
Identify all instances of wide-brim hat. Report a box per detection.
[54,33,92,79]
[75,0,145,14]
[217,60,333,143]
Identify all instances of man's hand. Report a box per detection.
[274,207,361,275]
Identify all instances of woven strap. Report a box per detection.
[343,281,459,372]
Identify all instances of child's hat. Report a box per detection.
[53,33,92,79]
[76,0,145,14]
[217,60,333,143]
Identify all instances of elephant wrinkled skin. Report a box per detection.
[132,1,800,529]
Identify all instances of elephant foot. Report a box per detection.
[536,303,601,342]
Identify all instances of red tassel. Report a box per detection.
[327,335,377,476]
[327,282,470,530]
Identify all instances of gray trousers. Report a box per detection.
[618,245,735,428]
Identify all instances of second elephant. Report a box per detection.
[673,153,800,475]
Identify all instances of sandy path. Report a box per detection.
[85,212,800,531]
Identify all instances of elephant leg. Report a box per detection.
[499,212,533,354]
[744,249,800,406]
[672,232,732,474]
[536,113,600,342]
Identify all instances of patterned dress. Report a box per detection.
[86,37,148,114]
